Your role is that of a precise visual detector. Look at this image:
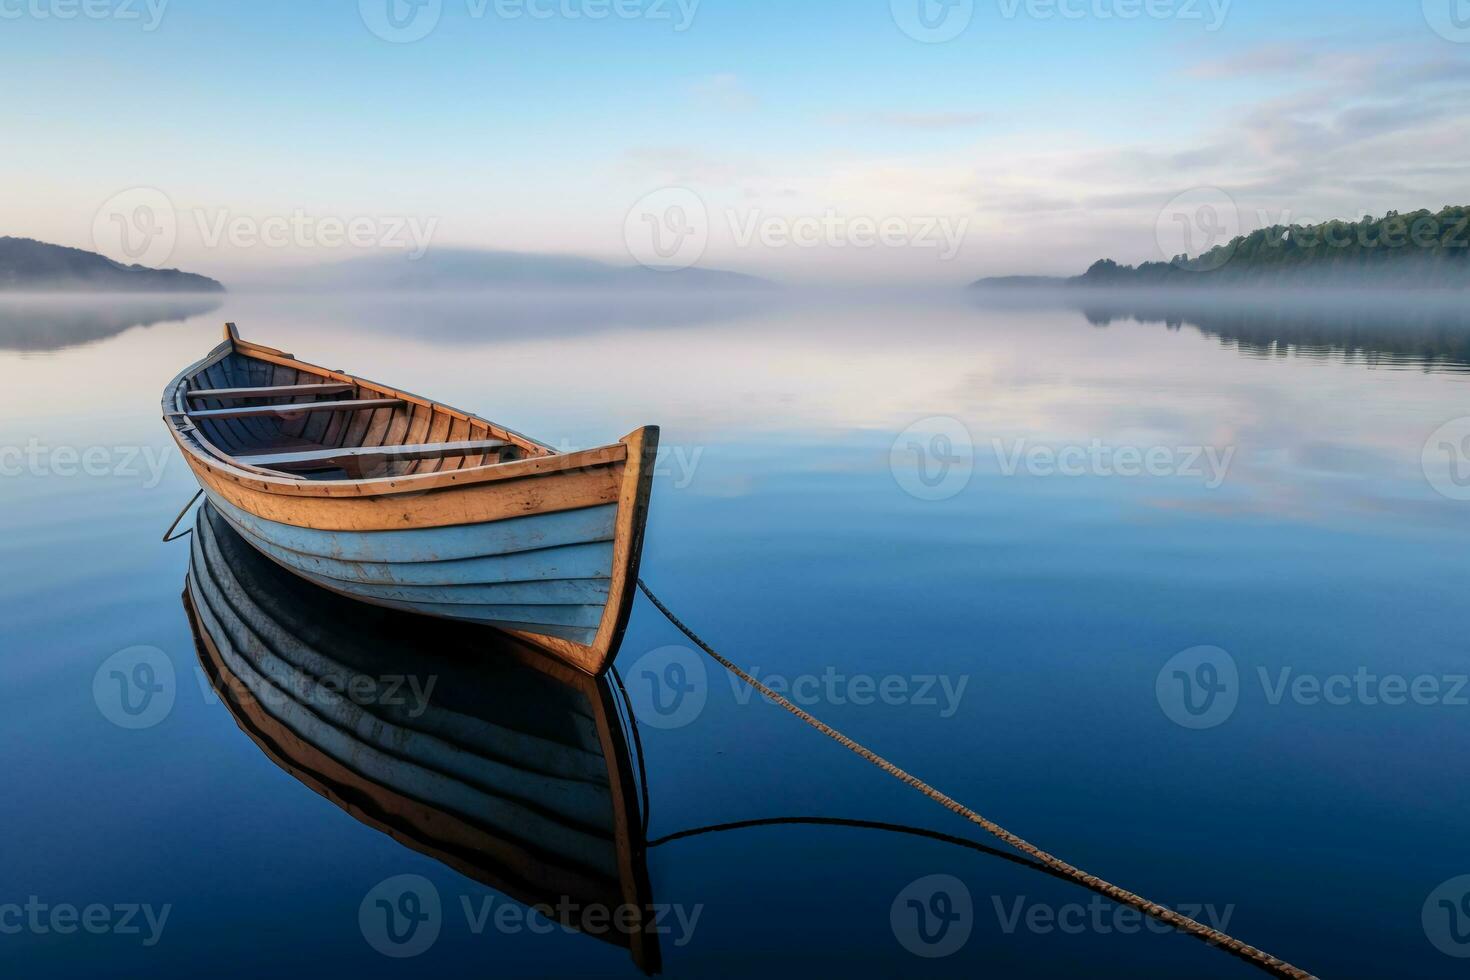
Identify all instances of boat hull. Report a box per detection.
[206,495,616,646]
[163,325,658,674]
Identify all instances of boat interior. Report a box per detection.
[173,333,554,481]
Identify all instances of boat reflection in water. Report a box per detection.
[181,503,660,973]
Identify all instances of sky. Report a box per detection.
[2,0,1468,284]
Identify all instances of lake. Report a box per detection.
[1,289,1467,978]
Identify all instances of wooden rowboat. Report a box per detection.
[163,323,659,675]
[183,504,660,973]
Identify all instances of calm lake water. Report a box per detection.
[1,290,1467,978]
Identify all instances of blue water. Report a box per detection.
[1,290,1468,978]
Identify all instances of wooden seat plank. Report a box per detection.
[187,382,355,401]
[188,398,404,421]
[235,439,510,469]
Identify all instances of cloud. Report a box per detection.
[1188,41,1320,78]
[625,36,1470,282]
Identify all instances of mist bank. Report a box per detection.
[971,285,1470,372]
[234,248,776,292]
[974,206,1470,290]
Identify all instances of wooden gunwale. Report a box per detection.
[162,329,629,499]
[185,452,624,531]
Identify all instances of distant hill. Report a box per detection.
[0,237,224,293]
[243,248,775,292]
[973,205,1470,290]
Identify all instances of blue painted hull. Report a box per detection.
[204,494,616,646]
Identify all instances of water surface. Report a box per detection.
[1,290,1467,978]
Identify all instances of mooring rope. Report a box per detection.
[636,579,1315,980]
[161,489,204,543]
